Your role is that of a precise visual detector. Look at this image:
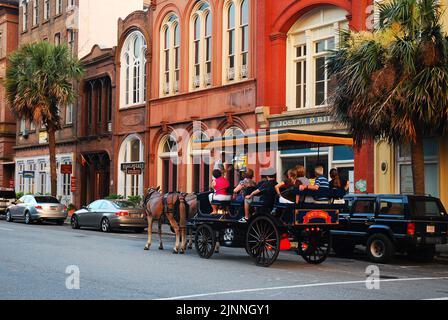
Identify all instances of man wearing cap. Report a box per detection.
[240,168,278,223]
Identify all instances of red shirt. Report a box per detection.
[214,177,230,195]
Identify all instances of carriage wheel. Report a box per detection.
[195,224,216,259]
[246,216,280,267]
[299,230,331,265]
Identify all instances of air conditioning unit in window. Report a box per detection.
[22,129,29,139]
[193,75,200,88]
[205,73,212,86]
[227,67,235,81]
[107,122,112,132]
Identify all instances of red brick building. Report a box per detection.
[0,0,18,188]
[254,0,374,192]
[113,1,258,198]
[109,0,376,199]
[76,45,115,207]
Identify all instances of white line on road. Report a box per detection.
[0,227,14,231]
[157,277,448,300]
[423,297,448,300]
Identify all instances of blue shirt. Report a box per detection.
[315,175,329,189]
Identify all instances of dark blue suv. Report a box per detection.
[331,194,448,263]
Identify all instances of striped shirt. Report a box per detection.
[315,175,329,189]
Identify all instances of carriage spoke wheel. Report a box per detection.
[195,224,216,259]
[246,216,280,267]
[299,230,331,265]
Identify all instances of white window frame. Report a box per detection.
[22,2,29,31]
[44,0,50,21]
[160,14,180,96]
[286,6,348,111]
[56,0,62,15]
[65,103,73,125]
[120,31,147,108]
[33,0,39,26]
[189,1,212,90]
[222,0,249,83]
[117,134,144,198]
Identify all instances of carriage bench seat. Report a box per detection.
[210,200,231,207]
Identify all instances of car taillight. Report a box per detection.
[35,205,43,210]
[407,223,416,236]
[115,211,129,217]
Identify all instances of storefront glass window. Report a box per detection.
[397,138,439,197]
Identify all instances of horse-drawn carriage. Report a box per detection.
[187,129,353,267]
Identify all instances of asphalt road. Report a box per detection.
[1,218,448,300]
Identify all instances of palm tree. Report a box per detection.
[328,0,448,195]
[4,41,84,197]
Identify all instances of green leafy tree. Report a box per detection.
[328,0,448,195]
[4,42,84,197]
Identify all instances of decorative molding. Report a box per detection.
[269,32,287,41]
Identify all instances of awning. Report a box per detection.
[193,129,353,151]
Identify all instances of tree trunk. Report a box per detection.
[410,134,425,195]
[48,126,58,197]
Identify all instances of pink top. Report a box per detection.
[214,177,230,195]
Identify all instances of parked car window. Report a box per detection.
[352,200,375,214]
[23,196,33,204]
[113,201,139,209]
[34,196,60,204]
[343,198,355,213]
[88,201,103,210]
[379,198,405,215]
[100,201,116,210]
[409,198,446,218]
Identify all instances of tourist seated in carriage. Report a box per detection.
[233,168,257,203]
[329,168,350,193]
[299,165,330,201]
[209,169,232,214]
[239,168,278,223]
[275,168,302,205]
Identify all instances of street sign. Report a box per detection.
[22,171,35,178]
[126,168,142,175]
[61,164,73,174]
[71,176,77,193]
[121,162,145,172]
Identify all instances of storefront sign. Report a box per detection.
[121,162,145,172]
[71,177,77,193]
[270,116,333,129]
[22,171,35,178]
[61,164,73,175]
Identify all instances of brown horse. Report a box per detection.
[143,187,189,254]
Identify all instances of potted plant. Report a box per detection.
[67,203,76,217]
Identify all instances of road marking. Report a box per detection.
[0,227,14,231]
[423,297,448,300]
[157,277,448,300]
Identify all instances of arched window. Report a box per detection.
[160,14,180,96]
[158,135,179,193]
[189,131,211,193]
[224,126,245,138]
[223,0,249,83]
[120,31,147,108]
[117,135,144,197]
[286,6,348,110]
[190,1,212,90]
